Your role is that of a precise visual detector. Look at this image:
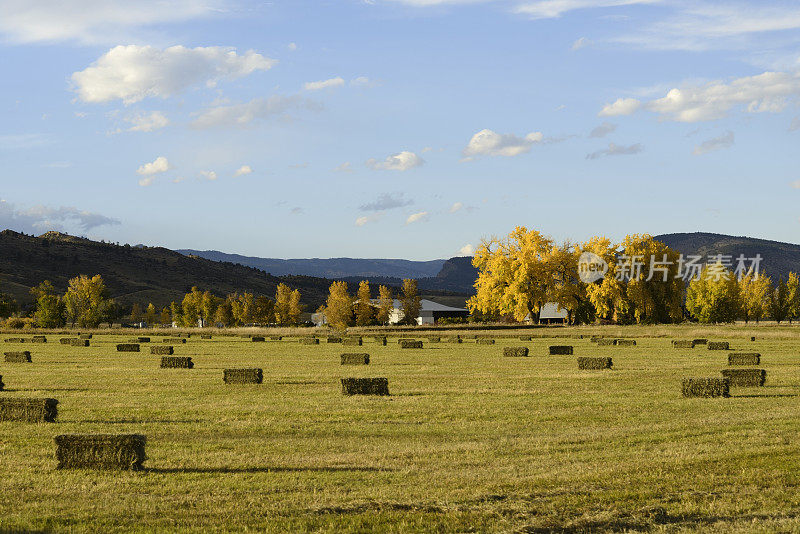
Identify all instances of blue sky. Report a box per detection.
[1,0,800,260]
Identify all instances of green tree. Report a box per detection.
[769,277,790,323]
[685,262,740,323]
[325,281,353,330]
[399,279,421,325]
[144,303,158,325]
[129,303,143,323]
[63,274,115,327]
[354,280,375,326]
[787,272,799,323]
[159,306,171,325]
[31,280,65,328]
[169,301,182,326]
[376,285,393,324]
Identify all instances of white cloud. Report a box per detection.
[790,117,800,132]
[136,156,170,176]
[350,76,372,87]
[450,201,463,213]
[125,111,169,132]
[589,121,617,138]
[0,0,220,45]
[190,95,317,128]
[234,165,253,177]
[366,151,424,171]
[201,170,218,181]
[304,77,345,91]
[791,180,800,189]
[457,243,475,256]
[514,0,661,19]
[356,213,381,227]
[406,211,429,225]
[72,45,276,104]
[334,162,353,173]
[692,131,734,155]
[288,42,298,51]
[571,37,591,50]
[462,129,543,158]
[0,199,120,233]
[586,142,643,159]
[360,193,414,211]
[598,97,642,117]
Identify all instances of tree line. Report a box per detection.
[319,279,421,330]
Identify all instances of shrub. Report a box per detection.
[299,337,319,345]
[69,339,90,347]
[160,356,193,369]
[31,335,47,343]
[223,368,263,384]
[672,340,695,349]
[341,377,389,396]
[596,339,617,346]
[708,341,730,350]
[682,378,730,398]
[728,353,761,366]
[343,337,363,346]
[54,434,146,470]
[0,398,58,422]
[116,344,140,352]
[577,357,613,370]
[327,336,342,344]
[616,339,637,347]
[340,353,370,365]
[503,347,529,357]
[721,368,766,387]
[4,351,31,363]
[3,317,31,329]
[400,340,423,349]
[476,339,495,345]
[251,336,265,342]
[549,346,573,355]
[151,346,174,355]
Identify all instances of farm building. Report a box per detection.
[312,298,469,326]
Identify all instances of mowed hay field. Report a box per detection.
[2,328,800,532]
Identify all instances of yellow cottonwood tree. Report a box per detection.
[685,262,740,323]
[355,280,375,326]
[325,281,353,330]
[618,234,683,324]
[739,273,771,323]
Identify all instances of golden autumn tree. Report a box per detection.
[788,272,800,323]
[354,280,375,326]
[273,284,296,326]
[685,262,740,323]
[739,273,771,323]
[376,285,393,324]
[288,288,302,325]
[63,274,115,327]
[399,279,421,325]
[325,281,353,330]
[580,236,625,322]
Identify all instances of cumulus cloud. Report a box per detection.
[304,77,345,91]
[190,95,317,128]
[586,142,643,159]
[405,211,429,225]
[450,201,464,213]
[571,37,591,50]
[359,193,414,212]
[599,97,642,117]
[0,199,120,233]
[0,0,220,44]
[513,0,661,19]
[692,131,734,155]
[125,111,168,132]
[136,156,170,176]
[356,213,381,227]
[366,151,424,171]
[589,121,617,138]
[457,243,475,256]
[790,180,800,189]
[234,165,253,177]
[200,170,218,181]
[72,45,276,104]
[462,129,544,158]
[333,162,353,173]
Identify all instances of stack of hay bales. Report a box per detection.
[341,377,389,396]
[445,336,462,343]
[134,337,151,343]
[270,335,283,341]
[400,340,423,349]
[503,347,529,357]
[728,353,761,366]
[374,336,387,346]
[151,346,174,355]
[693,339,708,346]
[0,398,58,422]
[299,337,319,345]
[59,338,72,345]
[596,338,617,346]
[223,368,263,384]
[327,336,343,344]
[343,337,363,346]
[251,336,265,342]
[707,341,730,350]
[4,337,27,343]
[616,339,636,347]
[340,353,370,365]
[31,335,47,343]
[682,378,730,398]
[476,339,495,345]
[672,340,695,349]
[721,368,766,387]
[577,357,613,370]
[70,339,90,347]
[54,434,146,470]
[164,338,187,344]
[116,344,140,352]
[549,346,573,355]
[160,356,193,369]
[4,351,31,363]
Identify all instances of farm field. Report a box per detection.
[1,327,800,533]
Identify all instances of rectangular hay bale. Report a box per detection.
[116,344,140,352]
[223,368,263,384]
[682,378,730,398]
[340,353,370,365]
[54,434,146,470]
[672,340,695,349]
[78,334,93,340]
[549,345,573,355]
[728,352,761,366]
[163,338,187,344]
[577,357,613,370]
[693,338,708,345]
[0,397,58,422]
[69,339,90,347]
[0,375,4,391]
[427,336,441,343]
[445,336,462,343]
[59,338,72,345]
[341,377,389,396]
[400,340,423,349]
[299,337,319,345]
[251,336,265,342]
[519,335,532,341]
[343,337,363,346]
[151,346,174,355]
[4,337,27,343]
[160,356,193,369]
[201,335,212,339]
[721,368,766,387]
[708,341,730,350]
[31,336,47,343]
[327,336,342,343]
[596,338,617,346]
[270,335,283,341]
[616,339,637,347]
[503,346,529,357]
[476,339,495,345]
[4,351,31,363]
